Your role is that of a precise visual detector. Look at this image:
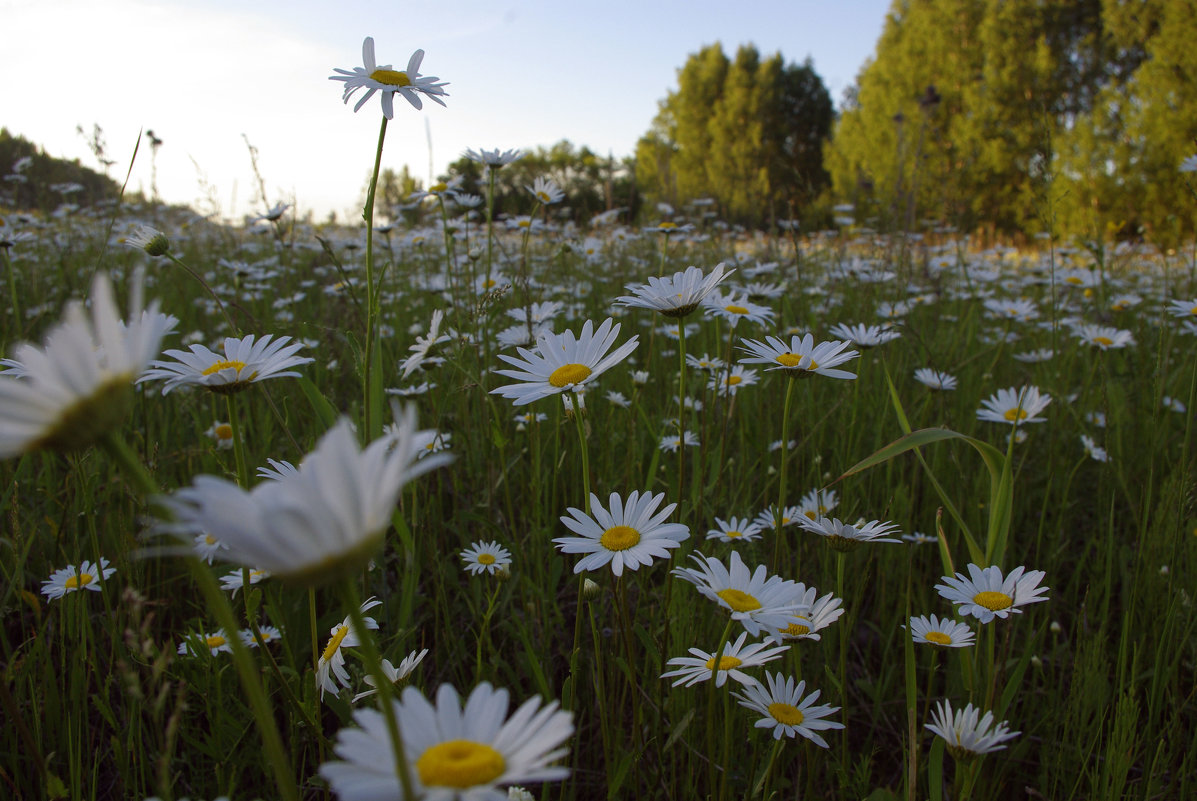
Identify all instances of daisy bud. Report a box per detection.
[1050,621,1062,634]
[582,578,601,602]
[1031,655,1043,669]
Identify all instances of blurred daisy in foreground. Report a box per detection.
[555,490,689,577]
[41,558,116,600]
[935,563,1049,624]
[0,273,174,458]
[913,367,957,391]
[351,648,429,702]
[157,410,450,585]
[1166,298,1197,318]
[732,672,843,745]
[673,551,806,637]
[660,631,788,688]
[329,37,448,118]
[616,263,732,319]
[976,385,1051,426]
[317,598,382,699]
[140,334,313,395]
[738,333,858,380]
[907,614,975,648]
[926,699,1019,759]
[320,682,573,800]
[490,318,638,406]
[461,541,512,576]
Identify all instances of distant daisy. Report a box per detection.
[205,421,235,450]
[41,558,116,600]
[219,567,271,596]
[709,365,759,396]
[320,682,574,800]
[351,648,430,702]
[1166,298,1197,319]
[329,37,449,118]
[1074,324,1135,350]
[753,505,802,531]
[738,333,858,380]
[1162,396,1187,413]
[914,368,957,391]
[706,516,764,543]
[658,431,700,452]
[317,598,382,699]
[461,541,512,576]
[1080,434,1109,463]
[555,490,689,577]
[796,487,838,521]
[616,263,733,319]
[527,176,564,205]
[490,318,638,406]
[140,334,314,395]
[703,291,774,327]
[828,322,901,348]
[797,515,902,551]
[926,699,1019,759]
[976,385,1051,426]
[660,631,789,688]
[733,672,843,745]
[1012,348,1054,363]
[907,614,975,648]
[465,147,522,168]
[902,531,937,545]
[177,630,237,657]
[935,563,1049,623]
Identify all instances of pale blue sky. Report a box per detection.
[2,0,892,222]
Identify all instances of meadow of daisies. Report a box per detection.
[1,38,1196,801]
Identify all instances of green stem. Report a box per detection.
[676,317,688,513]
[165,253,239,336]
[772,377,798,568]
[225,395,250,488]
[362,115,389,440]
[705,618,736,797]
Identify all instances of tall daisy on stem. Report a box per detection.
[330,36,449,439]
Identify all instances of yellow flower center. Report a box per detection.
[548,363,592,388]
[725,530,742,538]
[703,655,743,671]
[536,191,553,203]
[370,68,412,87]
[768,702,805,726]
[416,740,506,788]
[658,221,677,230]
[214,424,233,440]
[973,590,1013,611]
[429,182,448,193]
[776,353,802,367]
[716,588,762,612]
[322,625,350,662]
[1065,276,1083,284]
[205,635,226,649]
[1094,336,1113,346]
[804,510,817,520]
[64,572,94,590]
[725,304,749,315]
[783,621,811,637]
[726,376,742,386]
[517,219,531,228]
[924,631,953,645]
[1003,408,1028,422]
[204,534,218,545]
[1190,305,1197,315]
[478,553,496,565]
[202,359,247,377]
[600,525,640,551]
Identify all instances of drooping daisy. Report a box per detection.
[913,367,957,391]
[41,558,116,600]
[352,648,430,702]
[461,541,513,576]
[661,631,789,688]
[555,490,689,577]
[907,614,975,648]
[139,334,314,395]
[706,516,764,544]
[797,516,902,551]
[935,563,1049,623]
[672,551,807,637]
[320,682,574,800]
[329,37,449,118]
[490,318,638,406]
[317,598,383,699]
[123,224,170,256]
[0,273,174,458]
[615,263,733,319]
[767,589,844,644]
[1074,324,1135,350]
[157,410,451,585]
[926,699,1019,759]
[738,333,859,380]
[976,385,1051,426]
[732,672,844,745]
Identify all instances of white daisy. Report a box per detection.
[139,334,314,395]
[317,598,383,699]
[329,37,449,118]
[1080,434,1109,463]
[461,541,513,576]
[177,630,237,657]
[219,567,271,596]
[0,273,174,458]
[796,515,902,551]
[706,516,764,544]
[767,589,844,643]
[554,490,689,577]
[935,563,1049,623]
[732,672,844,745]
[738,333,859,380]
[926,699,1019,758]
[1074,324,1135,350]
[352,649,430,703]
[660,631,788,688]
[828,322,901,348]
[913,368,957,391]
[490,318,638,406]
[41,558,116,600]
[976,385,1051,426]
[907,614,975,647]
[320,682,573,801]
[527,176,564,205]
[615,263,733,319]
[672,551,807,637]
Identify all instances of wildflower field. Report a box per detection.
[2,37,1196,801]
